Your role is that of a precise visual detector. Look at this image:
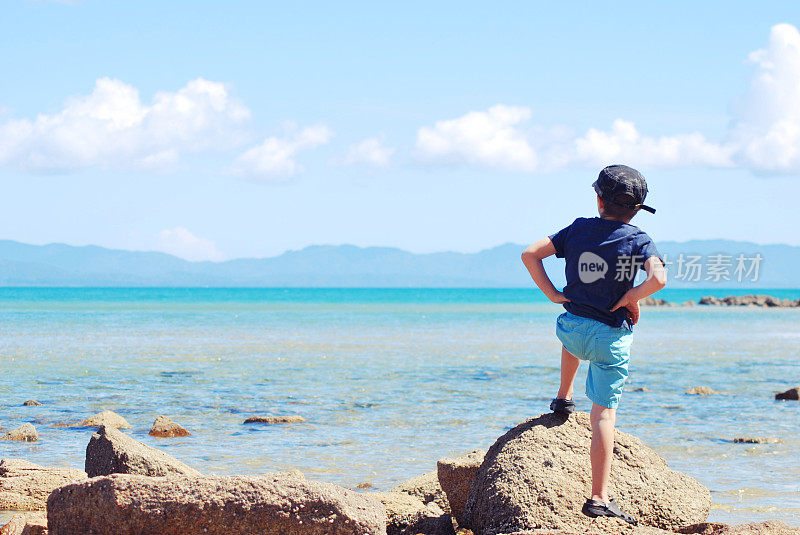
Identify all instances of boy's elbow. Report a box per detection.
[654,270,667,288]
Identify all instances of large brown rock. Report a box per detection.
[243,415,306,424]
[85,425,200,477]
[775,387,800,401]
[148,415,191,437]
[437,449,485,528]
[47,473,388,535]
[0,512,47,535]
[72,410,131,429]
[0,459,87,511]
[465,412,711,535]
[371,492,454,535]
[391,471,449,512]
[677,521,800,534]
[1,424,38,442]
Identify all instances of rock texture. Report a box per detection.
[72,410,131,429]
[47,473,388,535]
[677,521,800,534]
[371,491,454,535]
[243,415,306,424]
[22,401,42,407]
[775,387,800,401]
[685,386,724,396]
[148,415,190,437]
[698,295,800,307]
[640,297,673,306]
[85,425,200,478]
[1,424,38,442]
[0,512,47,535]
[391,471,449,512]
[465,412,711,535]
[0,459,87,511]
[437,449,485,528]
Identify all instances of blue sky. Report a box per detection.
[2,1,800,260]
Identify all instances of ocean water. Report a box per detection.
[1,287,799,527]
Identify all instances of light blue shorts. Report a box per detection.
[555,312,632,409]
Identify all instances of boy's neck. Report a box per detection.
[599,214,631,224]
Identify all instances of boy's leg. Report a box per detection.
[589,402,616,503]
[557,346,580,400]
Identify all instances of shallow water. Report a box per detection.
[0,288,798,526]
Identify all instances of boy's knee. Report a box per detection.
[590,403,616,425]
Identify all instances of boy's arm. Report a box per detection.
[521,238,570,304]
[610,256,667,324]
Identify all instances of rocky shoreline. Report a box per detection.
[640,294,800,307]
[2,409,799,535]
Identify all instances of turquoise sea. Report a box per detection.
[1,287,799,526]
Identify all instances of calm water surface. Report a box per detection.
[1,288,799,526]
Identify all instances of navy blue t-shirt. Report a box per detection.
[549,217,661,328]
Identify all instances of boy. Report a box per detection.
[521,165,666,526]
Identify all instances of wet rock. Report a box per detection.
[85,425,200,478]
[465,412,711,534]
[1,424,38,442]
[732,437,780,444]
[371,492,454,535]
[681,301,696,307]
[0,459,87,511]
[391,471,449,512]
[685,386,725,395]
[639,297,673,306]
[631,387,652,392]
[0,512,47,535]
[676,520,800,534]
[47,473,388,535]
[148,415,191,437]
[357,482,374,489]
[698,295,800,307]
[243,415,306,424]
[72,410,131,429]
[437,449,485,529]
[775,387,800,400]
[21,401,42,407]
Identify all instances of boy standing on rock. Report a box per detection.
[521,165,666,525]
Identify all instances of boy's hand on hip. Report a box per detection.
[610,291,640,324]
[550,291,571,305]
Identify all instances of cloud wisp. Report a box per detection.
[229,124,333,180]
[154,227,223,262]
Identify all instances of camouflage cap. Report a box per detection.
[592,165,656,214]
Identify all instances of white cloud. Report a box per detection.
[0,77,250,172]
[340,136,394,167]
[230,124,333,179]
[155,227,223,262]
[415,105,538,172]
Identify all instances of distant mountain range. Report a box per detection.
[0,239,797,287]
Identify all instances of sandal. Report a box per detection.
[549,398,575,415]
[582,498,637,525]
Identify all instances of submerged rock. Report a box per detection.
[371,491,454,535]
[686,386,725,396]
[243,415,306,424]
[391,471,449,512]
[47,473,388,535]
[732,437,780,444]
[85,425,200,478]
[72,410,132,429]
[465,412,711,534]
[698,295,800,307]
[0,459,86,511]
[437,449,485,529]
[639,297,673,306]
[148,415,191,437]
[775,387,800,401]
[1,424,38,442]
[0,511,47,535]
[22,400,42,407]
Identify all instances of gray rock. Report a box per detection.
[639,297,673,306]
[775,387,800,401]
[437,449,485,529]
[686,386,726,395]
[85,425,200,477]
[47,473,387,535]
[465,412,711,534]
[370,492,454,535]
[698,295,800,307]
[148,415,191,437]
[72,410,132,429]
[1,424,38,442]
[391,471,449,512]
[0,459,86,511]
[22,401,42,407]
